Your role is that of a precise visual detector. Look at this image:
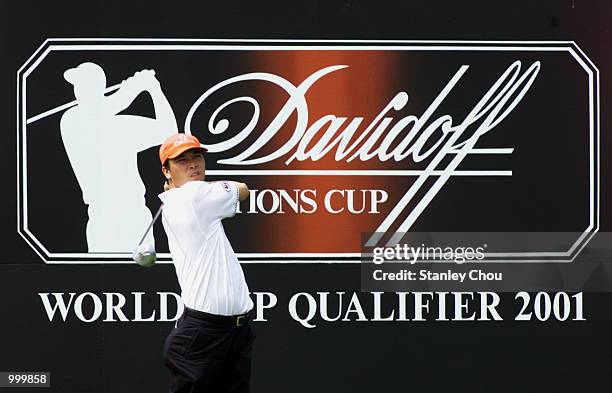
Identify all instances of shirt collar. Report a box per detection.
[158,191,169,204]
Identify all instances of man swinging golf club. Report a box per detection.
[157,133,254,393]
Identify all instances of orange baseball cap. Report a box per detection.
[159,133,208,165]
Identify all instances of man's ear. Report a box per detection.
[162,165,171,180]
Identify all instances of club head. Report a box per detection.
[138,252,156,267]
[133,241,157,267]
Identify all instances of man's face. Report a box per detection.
[165,149,206,188]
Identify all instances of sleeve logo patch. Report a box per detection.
[222,181,231,192]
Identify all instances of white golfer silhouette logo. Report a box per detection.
[60,62,177,252]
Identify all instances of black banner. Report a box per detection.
[1,1,611,393]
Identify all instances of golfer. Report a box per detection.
[61,62,177,252]
[158,133,254,393]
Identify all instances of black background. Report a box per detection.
[23,49,591,254]
[1,1,611,392]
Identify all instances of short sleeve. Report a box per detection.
[196,181,239,221]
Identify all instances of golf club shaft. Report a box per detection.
[138,204,163,247]
[26,84,121,124]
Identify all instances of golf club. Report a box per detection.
[133,204,163,267]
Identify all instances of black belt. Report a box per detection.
[184,307,250,327]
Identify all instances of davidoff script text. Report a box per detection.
[186,61,540,243]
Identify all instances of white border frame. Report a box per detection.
[16,39,600,264]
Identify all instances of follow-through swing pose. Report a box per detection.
[156,133,254,393]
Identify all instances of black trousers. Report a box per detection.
[163,309,255,393]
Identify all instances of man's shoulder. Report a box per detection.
[158,181,204,202]
[165,181,234,206]
[182,180,207,189]
[159,181,206,200]
[184,181,234,193]
[176,181,213,201]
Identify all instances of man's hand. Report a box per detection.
[236,182,249,201]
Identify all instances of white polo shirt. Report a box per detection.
[158,180,254,316]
